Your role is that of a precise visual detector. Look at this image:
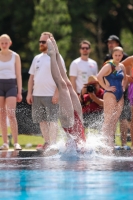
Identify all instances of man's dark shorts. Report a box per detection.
[32,96,59,123]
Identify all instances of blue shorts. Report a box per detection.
[0,79,17,98]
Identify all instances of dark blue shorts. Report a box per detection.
[0,79,17,98]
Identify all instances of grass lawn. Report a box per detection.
[0,123,66,150]
[0,134,44,149]
[0,122,131,149]
[18,134,44,149]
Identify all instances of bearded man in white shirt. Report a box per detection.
[27,32,65,151]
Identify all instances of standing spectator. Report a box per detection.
[104,35,128,62]
[80,75,104,130]
[27,32,65,151]
[104,34,130,150]
[0,34,22,150]
[69,40,98,95]
[119,80,131,149]
[97,47,127,151]
[122,56,133,149]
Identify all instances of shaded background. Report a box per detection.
[0,0,133,88]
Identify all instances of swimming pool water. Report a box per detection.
[0,155,133,200]
[1,170,133,200]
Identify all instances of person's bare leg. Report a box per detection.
[130,106,133,148]
[40,121,50,144]
[49,122,58,145]
[111,98,124,146]
[6,97,18,144]
[102,93,121,148]
[50,37,82,122]
[0,97,8,144]
[127,121,131,130]
[46,39,74,128]
[120,119,128,146]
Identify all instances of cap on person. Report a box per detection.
[88,75,99,85]
[106,35,123,47]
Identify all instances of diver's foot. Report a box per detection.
[50,37,59,53]
[46,39,56,57]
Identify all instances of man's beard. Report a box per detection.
[39,46,47,52]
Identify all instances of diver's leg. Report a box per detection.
[50,38,86,143]
[46,39,74,128]
[47,39,86,145]
[50,37,82,121]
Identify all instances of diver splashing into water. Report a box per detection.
[46,38,86,151]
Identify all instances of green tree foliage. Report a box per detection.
[0,0,35,87]
[0,0,35,67]
[29,0,71,64]
[121,29,133,56]
[67,0,133,66]
[67,0,101,63]
[0,0,133,78]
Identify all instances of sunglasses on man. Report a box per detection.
[80,47,90,50]
[39,41,46,44]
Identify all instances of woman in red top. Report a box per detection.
[80,75,104,129]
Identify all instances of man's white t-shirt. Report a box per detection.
[29,53,66,96]
[69,57,98,93]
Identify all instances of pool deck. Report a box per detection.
[0,149,133,158]
[0,149,43,158]
[0,149,59,158]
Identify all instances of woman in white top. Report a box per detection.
[0,34,22,150]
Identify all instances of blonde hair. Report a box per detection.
[0,34,12,43]
[41,32,53,38]
[112,46,123,54]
